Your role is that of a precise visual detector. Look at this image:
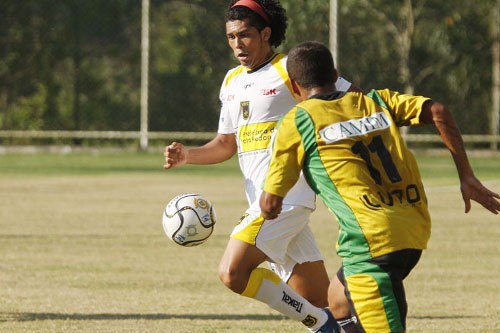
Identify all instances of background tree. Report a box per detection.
[338,0,495,138]
[149,0,229,132]
[0,0,497,146]
[489,0,500,148]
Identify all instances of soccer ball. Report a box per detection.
[162,193,217,247]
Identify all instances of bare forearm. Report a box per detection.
[425,101,474,180]
[163,133,236,169]
[186,134,237,164]
[420,101,500,214]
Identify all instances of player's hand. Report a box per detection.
[460,175,500,214]
[259,191,283,220]
[163,142,187,169]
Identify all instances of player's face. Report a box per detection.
[226,19,272,69]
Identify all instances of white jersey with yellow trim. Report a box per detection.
[218,53,351,211]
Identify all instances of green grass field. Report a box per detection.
[0,151,499,332]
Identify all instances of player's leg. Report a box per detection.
[287,261,343,333]
[274,226,354,332]
[329,270,361,333]
[218,236,267,293]
[218,237,337,332]
[265,214,341,332]
[218,208,339,332]
[328,272,352,318]
[287,260,329,307]
[278,224,330,307]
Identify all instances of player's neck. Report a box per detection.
[305,84,336,99]
[249,50,275,70]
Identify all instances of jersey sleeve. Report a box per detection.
[217,102,234,134]
[217,71,235,134]
[374,89,431,127]
[263,109,305,198]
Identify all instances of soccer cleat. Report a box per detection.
[315,307,340,333]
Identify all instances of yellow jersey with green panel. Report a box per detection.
[218,53,351,212]
[263,89,432,264]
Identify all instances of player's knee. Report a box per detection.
[218,266,247,294]
[330,298,351,319]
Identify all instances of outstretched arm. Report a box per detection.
[163,133,237,169]
[420,101,500,214]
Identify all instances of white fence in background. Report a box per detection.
[0,130,499,151]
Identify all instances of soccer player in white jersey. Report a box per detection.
[163,1,357,332]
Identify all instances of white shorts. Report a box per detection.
[230,205,323,282]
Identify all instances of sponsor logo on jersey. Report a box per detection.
[238,121,276,152]
[319,112,391,143]
[240,101,250,120]
[261,88,277,96]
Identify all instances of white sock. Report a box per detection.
[241,267,328,331]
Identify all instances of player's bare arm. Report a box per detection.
[420,101,500,214]
[163,133,237,169]
[259,191,283,220]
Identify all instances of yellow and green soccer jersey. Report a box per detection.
[263,89,432,264]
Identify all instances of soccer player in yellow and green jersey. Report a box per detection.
[264,88,432,264]
[260,41,500,333]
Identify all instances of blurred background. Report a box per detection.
[0,0,499,150]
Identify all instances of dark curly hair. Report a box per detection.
[226,0,287,48]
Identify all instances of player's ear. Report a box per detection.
[291,79,301,98]
[261,26,271,42]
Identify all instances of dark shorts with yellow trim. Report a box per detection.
[337,249,422,332]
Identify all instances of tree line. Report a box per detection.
[0,0,498,142]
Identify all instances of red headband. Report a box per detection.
[231,0,270,24]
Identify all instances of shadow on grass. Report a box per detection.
[411,315,481,320]
[1,312,484,323]
[0,312,289,322]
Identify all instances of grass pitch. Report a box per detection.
[0,150,499,332]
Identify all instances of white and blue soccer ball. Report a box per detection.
[162,193,216,247]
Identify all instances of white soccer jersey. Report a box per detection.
[218,53,350,211]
